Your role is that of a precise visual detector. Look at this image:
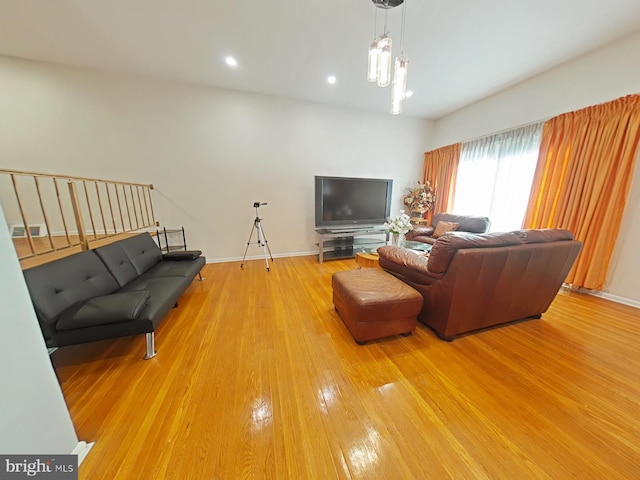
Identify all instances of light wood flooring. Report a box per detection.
[51,255,640,479]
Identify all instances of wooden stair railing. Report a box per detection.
[0,168,157,269]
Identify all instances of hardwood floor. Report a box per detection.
[51,255,640,479]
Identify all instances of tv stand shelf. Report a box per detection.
[315,227,388,263]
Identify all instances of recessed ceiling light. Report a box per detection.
[225,56,238,67]
[405,90,414,98]
[327,75,337,85]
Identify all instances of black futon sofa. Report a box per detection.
[23,233,205,359]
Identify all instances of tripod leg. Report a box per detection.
[256,222,270,271]
[257,222,274,262]
[240,222,257,268]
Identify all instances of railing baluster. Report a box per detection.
[123,184,133,230]
[136,185,147,226]
[82,180,98,239]
[142,185,151,227]
[129,184,140,229]
[114,184,126,232]
[129,184,137,229]
[95,181,108,238]
[10,174,36,255]
[68,181,88,250]
[34,177,55,250]
[53,178,73,246]
[105,182,118,235]
[148,185,157,227]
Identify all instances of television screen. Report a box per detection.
[315,176,393,228]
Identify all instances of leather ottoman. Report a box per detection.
[332,268,423,344]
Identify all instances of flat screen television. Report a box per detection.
[315,176,393,229]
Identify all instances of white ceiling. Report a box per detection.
[1,0,640,119]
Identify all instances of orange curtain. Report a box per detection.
[524,94,640,290]
[422,143,461,216]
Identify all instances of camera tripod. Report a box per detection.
[240,202,274,271]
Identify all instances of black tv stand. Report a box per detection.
[315,227,388,263]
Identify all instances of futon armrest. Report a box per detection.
[162,250,202,261]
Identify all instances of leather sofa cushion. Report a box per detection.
[120,276,191,324]
[428,231,523,275]
[433,221,459,238]
[94,233,163,286]
[56,290,150,331]
[94,242,139,287]
[142,256,206,279]
[23,250,120,325]
[120,233,164,274]
[432,213,490,234]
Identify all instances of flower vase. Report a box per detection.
[390,232,404,247]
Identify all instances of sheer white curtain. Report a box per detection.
[452,123,543,232]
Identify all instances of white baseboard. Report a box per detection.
[205,251,317,264]
[72,441,94,465]
[577,288,640,309]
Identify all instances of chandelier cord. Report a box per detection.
[399,0,407,54]
[372,7,378,41]
[383,8,389,36]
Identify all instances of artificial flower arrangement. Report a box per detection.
[383,210,413,235]
[403,180,435,214]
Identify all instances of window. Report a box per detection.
[452,123,542,232]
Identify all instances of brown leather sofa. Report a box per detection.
[406,212,490,244]
[378,229,582,340]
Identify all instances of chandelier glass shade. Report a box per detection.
[391,56,408,114]
[367,0,409,114]
[367,41,379,82]
[376,36,393,87]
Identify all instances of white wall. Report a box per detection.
[0,56,433,261]
[433,30,640,146]
[432,30,640,303]
[0,203,79,453]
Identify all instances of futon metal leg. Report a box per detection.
[198,272,204,281]
[144,332,157,360]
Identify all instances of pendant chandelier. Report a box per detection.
[367,0,409,115]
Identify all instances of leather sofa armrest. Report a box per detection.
[377,246,441,281]
[406,225,434,241]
